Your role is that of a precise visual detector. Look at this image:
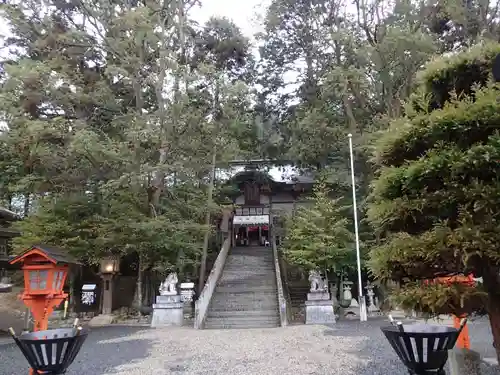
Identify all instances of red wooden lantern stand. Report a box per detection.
[9,245,78,374]
[9,245,74,332]
[426,274,475,349]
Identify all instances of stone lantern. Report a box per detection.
[99,255,120,315]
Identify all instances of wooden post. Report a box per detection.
[454,315,471,349]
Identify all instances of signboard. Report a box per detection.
[76,281,101,314]
[81,284,97,306]
[233,215,269,225]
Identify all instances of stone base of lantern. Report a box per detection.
[368,305,382,317]
[151,294,183,327]
[305,292,336,324]
[343,298,362,319]
[448,348,481,375]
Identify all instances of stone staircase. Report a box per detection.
[204,246,280,329]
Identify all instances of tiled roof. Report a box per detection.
[0,206,19,221]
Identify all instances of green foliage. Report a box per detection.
[282,175,355,272]
[413,42,500,110]
[0,0,254,284]
[392,281,487,316]
[368,43,500,319]
[374,86,500,166]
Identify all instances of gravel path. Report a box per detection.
[0,320,499,375]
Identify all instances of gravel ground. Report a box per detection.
[0,319,499,375]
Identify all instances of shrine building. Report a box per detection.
[222,161,314,247]
[0,206,20,279]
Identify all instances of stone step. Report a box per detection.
[209,305,279,312]
[210,302,279,310]
[225,261,274,264]
[205,318,280,325]
[204,321,280,329]
[226,253,274,263]
[215,287,277,293]
[216,280,276,293]
[205,314,280,321]
[219,278,276,284]
[214,289,278,295]
[229,253,273,257]
[211,299,279,306]
[218,276,276,282]
[206,309,279,318]
[225,263,274,267]
[223,267,275,272]
[227,255,274,259]
[206,316,280,324]
[221,272,275,277]
[213,291,278,298]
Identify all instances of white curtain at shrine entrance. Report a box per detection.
[232,215,270,246]
[233,215,269,225]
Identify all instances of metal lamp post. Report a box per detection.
[348,133,368,322]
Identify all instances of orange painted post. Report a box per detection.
[454,315,471,349]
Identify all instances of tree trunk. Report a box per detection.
[198,148,217,294]
[135,253,144,313]
[488,294,500,362]
[483,267,500,362]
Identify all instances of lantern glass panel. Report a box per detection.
[29,270,48,290]
[52,270,65,291]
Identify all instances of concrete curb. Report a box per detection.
[481,357,499,367]
[0,337,13,347]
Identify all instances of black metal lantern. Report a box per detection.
[381,323,464,375]
[12,327,88,374]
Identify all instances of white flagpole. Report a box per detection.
[348,133,368,322]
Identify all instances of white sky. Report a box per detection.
[0,0,270,52]
[191,0,269,38]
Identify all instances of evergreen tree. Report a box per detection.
[368,42,500,361]
[283,175,355,273]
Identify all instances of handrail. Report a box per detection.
[194,238,231,329]
[277,249,293,323]
[272,237,288,327]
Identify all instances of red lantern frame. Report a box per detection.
[10,246,76,332]
[425,273,476,349]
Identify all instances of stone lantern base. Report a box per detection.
[151,294,184,327]
[305,292,336,324]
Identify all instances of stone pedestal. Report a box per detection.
[305,292,336,324]
[343,298,361,318]
[151,294,183,327]
[448,348,481,375]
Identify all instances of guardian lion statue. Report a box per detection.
[159,272,178,295]
[309,270,328,293]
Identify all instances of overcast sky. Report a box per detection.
[0,0,269,44]
[191,0,269,38]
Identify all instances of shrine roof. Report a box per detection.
[228,169,315,186]
[0,206,19,221]
[0,227,20,238]
[9,244,80,265]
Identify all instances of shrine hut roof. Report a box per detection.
[0,227,20,238]
[0,206,19,222]
[10,244,80,265]
[228,169,315,190]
